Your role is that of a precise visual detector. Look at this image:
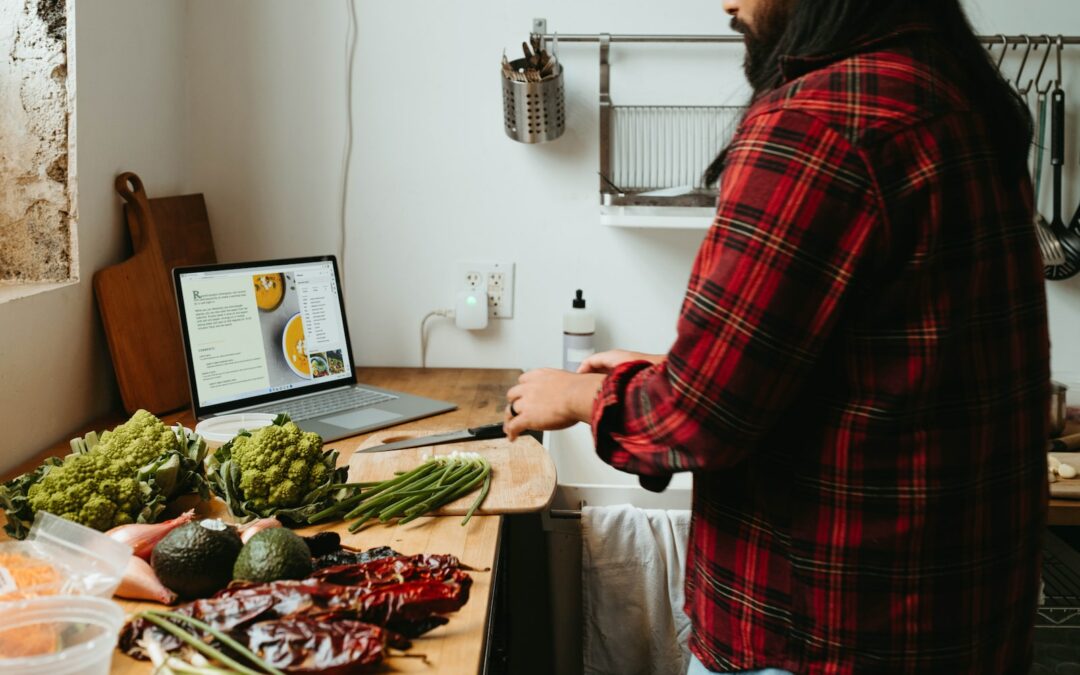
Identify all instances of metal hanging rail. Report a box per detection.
[526,19,1080,211]
[533,33,1080,46]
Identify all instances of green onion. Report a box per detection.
[342,453,492,529]
[140,610,284,675]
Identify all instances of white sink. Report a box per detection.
[543,424,692,511]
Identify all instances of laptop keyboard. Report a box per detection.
[248,387,396,421]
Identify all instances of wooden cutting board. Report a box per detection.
[94,173,216,415]
[1050,452,1080,500]
[346,431,557,515]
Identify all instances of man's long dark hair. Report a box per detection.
[703,0,1033,186]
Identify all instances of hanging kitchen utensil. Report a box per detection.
[1033,79,1065,265]
[502,32,565,143]
[1043,39,1080,280]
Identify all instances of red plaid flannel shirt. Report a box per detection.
[592,26,1049,674]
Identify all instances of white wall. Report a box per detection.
[0,0,189,472]
[184,1,348,264]
[4,0,1079,470]
[184,0,1080,381]
[185,0,748,374]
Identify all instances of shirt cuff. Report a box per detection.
[590,359,672,477]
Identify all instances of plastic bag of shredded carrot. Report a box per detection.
[0,512,131,603]
[0,549,63,601]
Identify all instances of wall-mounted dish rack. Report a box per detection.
[530,21,1080,228]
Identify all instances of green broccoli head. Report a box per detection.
[228,420,329,509]
[25,410,182,531]
[99,409,181,467]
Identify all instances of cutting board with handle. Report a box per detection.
[93,173,216,415]
[346,431,557,515]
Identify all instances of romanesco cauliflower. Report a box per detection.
[25,410,183,531]
[231,421,327,510]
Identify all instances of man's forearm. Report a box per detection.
[568,373,606,424]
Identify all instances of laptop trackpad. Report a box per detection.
[321,408,402,430]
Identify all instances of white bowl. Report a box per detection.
[281,312,312,379]
[195,413,278,449]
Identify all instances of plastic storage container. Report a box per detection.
[0,595,125,674]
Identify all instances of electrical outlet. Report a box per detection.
[456,261,515,319]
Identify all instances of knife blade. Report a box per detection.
[357,422,507,454]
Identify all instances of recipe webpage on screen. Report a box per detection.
[181,262,353,408]
[180,274,270,405]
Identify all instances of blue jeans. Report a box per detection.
[687,653,793,675]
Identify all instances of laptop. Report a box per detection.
[173,255,456,441]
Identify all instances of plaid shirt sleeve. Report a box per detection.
[592,108,879,476]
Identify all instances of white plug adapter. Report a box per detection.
[455,289,489,330]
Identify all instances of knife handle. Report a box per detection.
[1049,432,1080,453]
[468,422,509,439]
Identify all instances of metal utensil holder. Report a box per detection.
[502,58,566,144]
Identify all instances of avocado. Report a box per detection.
[151,519,243,599]
[233,527,313,583]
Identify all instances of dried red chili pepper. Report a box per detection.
[214,577,471,637]
[309,553,468,587]
[247,613,399,674]
[119,592,279,655]
[118,552,474,670]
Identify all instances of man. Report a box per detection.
[504,0,1049,673]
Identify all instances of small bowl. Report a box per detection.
[0,595,124,674]
[195,413,278,449]
[281,313,312,379]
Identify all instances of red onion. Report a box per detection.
[238,517,284,543]
[106,509,196,561]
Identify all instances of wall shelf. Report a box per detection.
[600,205,714,229]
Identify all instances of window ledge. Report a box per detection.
[0,278,79,304]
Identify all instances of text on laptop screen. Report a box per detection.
[177,260,353,408]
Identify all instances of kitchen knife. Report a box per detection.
[357,422,507,453]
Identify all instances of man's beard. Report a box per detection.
[731,1,792,94]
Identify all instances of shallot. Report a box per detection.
[238,516,283,543]
[116,555,177,605]
[107,510,196,561]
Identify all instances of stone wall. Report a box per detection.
[0,0,74,283]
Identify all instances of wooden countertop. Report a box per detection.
[2,367,526,675]
[1051,422,1080,526]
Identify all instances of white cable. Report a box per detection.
[339,0,359,288]
[420,309,454,368]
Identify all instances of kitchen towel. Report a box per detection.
[581,504,692,675]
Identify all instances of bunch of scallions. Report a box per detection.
[138,610,284,675]
[311,451,492,529]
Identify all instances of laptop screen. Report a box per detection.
[174,256,356,416]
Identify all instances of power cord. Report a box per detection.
[420,309,455,368]
[339,0,358,287]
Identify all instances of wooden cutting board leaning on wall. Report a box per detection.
[93,173,216,415]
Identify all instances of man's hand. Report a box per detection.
[503,369,605,441]
[577,350,664,374]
